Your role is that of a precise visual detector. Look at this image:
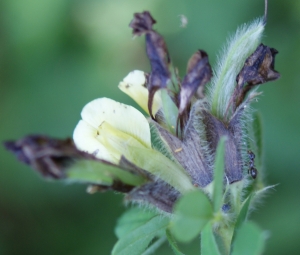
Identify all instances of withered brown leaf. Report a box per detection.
[4,135,149,193]
[151,119,213,187]
[126,180,180,213]
[179,51,212,113]
[129,11,156,35]
[178,50,212,120]
[234,43,280,107]
[4,135,182,211]
[4,135,84,179]
[203,109,244,184]
[130,11,170,119]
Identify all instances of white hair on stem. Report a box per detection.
[188,100,215,173]
[207,18,265,120]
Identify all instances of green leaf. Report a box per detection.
[235,195,252,229]
[212,137,226,212]
[171,190,213,243]
[161,89,178,135]
[230,194,252,252]
[112,215,169,255]
[252,111,263,166]
[115,208,157,239]
[201,222,221,255]
[67,160,146,186]
[166,229,185,255]
[231,221,265,255]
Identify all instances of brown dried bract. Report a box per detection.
[203,110,244,184]
[5,134,179,209]
[4,135,149,187]
[130,11,170,119]
[151,119,213,187]
[87,181,136,194]
[235,43,280,107]
[179,50,212,115]
[129,11,156,35]
[4,135,86,179]
[127,180,180,213]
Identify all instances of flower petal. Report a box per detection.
[81,98,151,148]
[118,70,162,116]
[73,120,116,162]
[97,121,147,155]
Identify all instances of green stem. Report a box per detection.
[214,180,245,254]
[229,181,244,214]
[218,225,234,255]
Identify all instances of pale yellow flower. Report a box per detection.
[73,76,194,194]
[118,70,162,116]
[73,97,151,163]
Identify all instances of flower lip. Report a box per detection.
[118,70,162,116]
[80,97,151,148]
[73,119,114,161]
[73,97,152,163]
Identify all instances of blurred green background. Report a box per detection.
[1,0,299,254]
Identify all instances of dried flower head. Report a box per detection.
[4,2,281,252]
[5,9,279,215]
